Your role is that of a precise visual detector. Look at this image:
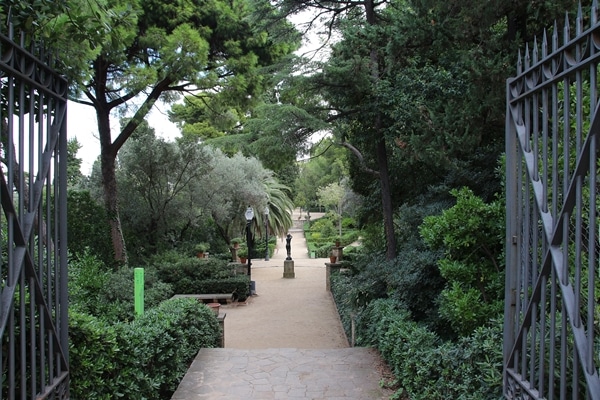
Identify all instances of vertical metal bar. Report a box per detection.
[59,100,69,373]
[504,78,519,397]
[561,214,569,400]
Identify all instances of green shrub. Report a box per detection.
[116,299,220,398]
[69,312,121,400]
[349,298,503,400]
[69,299,220,399]
[93,266,174,322]
[420,187,504,336]
[68,250,112,317]
[155,257,232,281]
[180,276,250,301]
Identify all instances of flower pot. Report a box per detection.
[239,257,247,264]
[329,256,337,263]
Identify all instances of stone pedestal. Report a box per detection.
[217,312,226,347]
[325,262,342,291]
[283,259,295,278]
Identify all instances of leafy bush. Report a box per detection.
[98,266,175,322]
[420,187,504,336]
[68,312,120,400]
[70,252,179,322]
[155,257,232,281]
[69,299,220,399]
[350,298,503,400]
[68,250,112,317]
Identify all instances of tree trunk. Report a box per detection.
[97,107,128,265]
[366,0,397,260]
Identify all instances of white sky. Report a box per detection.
[68,11,332,175]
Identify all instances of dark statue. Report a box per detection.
[285,233,292,260]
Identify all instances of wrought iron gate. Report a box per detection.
[0,22,69,399]
[505,4,600,400]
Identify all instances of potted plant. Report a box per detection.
[194,243,209,258]
[329,250,337,264]
[231,238,242,249]
[237,247,248,264]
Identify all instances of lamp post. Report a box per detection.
[245,206,254,295]
[264,206,270,261]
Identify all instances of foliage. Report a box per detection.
[329,244,444,331]
[69,298,220,399]
[68,250,112,317]
[68,312,120,400]
[348,299,503,400]
[117,123,214,257]
[69,255,174,322]
[304,213,361,257]
[67,190,114,267]
[155,257,249,301]
[294,139,349,210]
[420,187,504,336]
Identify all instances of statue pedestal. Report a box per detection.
[283,259,295,278]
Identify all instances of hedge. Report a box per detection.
[69,298,220,399]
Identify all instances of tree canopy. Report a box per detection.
[63,0,300,264]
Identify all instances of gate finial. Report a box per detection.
[564,12,571,43]
[576,2,584,34]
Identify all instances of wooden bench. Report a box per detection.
[171,293,235,304]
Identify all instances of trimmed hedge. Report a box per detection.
[69,298,220,399]
[155,258,250,300]
[183,276,250,301]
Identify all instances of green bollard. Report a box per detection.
[134,268,144,316]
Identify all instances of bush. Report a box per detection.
[68,250,112,317]
[96,266,175,322]
[69,312,120,400]
[69,299,221,399]
[347,298,503,400]
[70,252,177,322]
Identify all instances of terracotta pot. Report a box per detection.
[239,257,247,264]
[329,256,337,263]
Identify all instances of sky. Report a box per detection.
[68,10,331,175]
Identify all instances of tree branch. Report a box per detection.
[340,141,380,177]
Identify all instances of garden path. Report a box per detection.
[171,209,393,399]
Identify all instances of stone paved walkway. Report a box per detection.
[171,210,393,399]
